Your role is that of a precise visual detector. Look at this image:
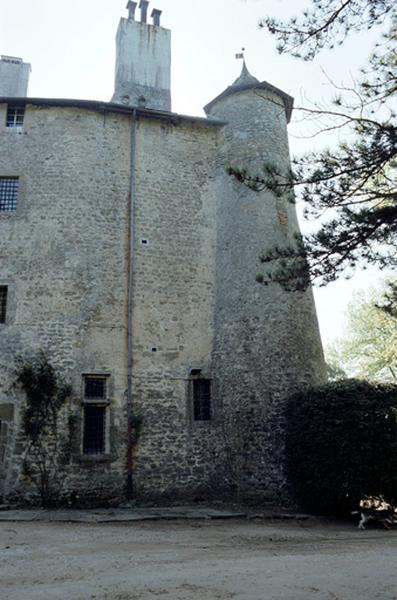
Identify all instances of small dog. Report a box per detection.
[351,508,397,530]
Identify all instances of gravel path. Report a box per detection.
[1,518,397,599]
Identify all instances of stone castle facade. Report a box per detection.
[0,3,325,505]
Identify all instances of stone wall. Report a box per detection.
[0,93,325,506]
[0,102,227,503]
[207,88,326,502]
[0,103,131,501]
[130,117,227,499]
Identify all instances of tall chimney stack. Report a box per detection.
[0,56,31,97]
[112,3,171,111]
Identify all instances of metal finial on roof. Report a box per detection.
[235,47,245,60]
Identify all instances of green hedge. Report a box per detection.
[285,380,397,514]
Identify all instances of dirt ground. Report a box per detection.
[1,518,397,600]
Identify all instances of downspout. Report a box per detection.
[126,108,138,499]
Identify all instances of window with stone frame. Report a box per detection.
[82,375,109,455]
[192,378,212,421]
[0,178,19,212]
[6,104,25,128]
[0,286,8,324]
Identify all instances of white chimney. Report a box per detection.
[112,3,171,111]
[0,56,31,97]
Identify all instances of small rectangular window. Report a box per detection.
[0,419,8,463]
[83,405,106,455]
[6,105,25,128]
[84,377,106,400]
[193,379,211,421]
[0,286,7,324]
[0,178,19,212]
[82,375,109,455]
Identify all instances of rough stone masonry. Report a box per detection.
[0,3,325,506]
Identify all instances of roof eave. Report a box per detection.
[0,97,225,128]
[204,81,294,123]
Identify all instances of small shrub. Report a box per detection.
[15,351,73,507]
[285,380,397,514]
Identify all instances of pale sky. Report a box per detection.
[0,0,390,346]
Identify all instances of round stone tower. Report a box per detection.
[205,62,326,502]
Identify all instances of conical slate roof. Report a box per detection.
[230,60,260,89]
[204,60,294,123]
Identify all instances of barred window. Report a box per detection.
[0,419,8,463]
[6,105,25,128]
[83,405,106,455]
[0,178,19,212]
[0,286,7,324]
[82,375,108,455]
[193,379,211,421]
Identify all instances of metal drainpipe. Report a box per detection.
[126,108,138,500]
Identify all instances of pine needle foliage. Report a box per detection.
[260,0,395,61]
[231,1,397,290]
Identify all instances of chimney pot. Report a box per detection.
[151,9,162,27]
[126,1,138,20]
[139,0,149,23]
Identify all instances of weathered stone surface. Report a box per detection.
[0,64,325,507]
[112,17,171,110]
[207,85,326,501]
